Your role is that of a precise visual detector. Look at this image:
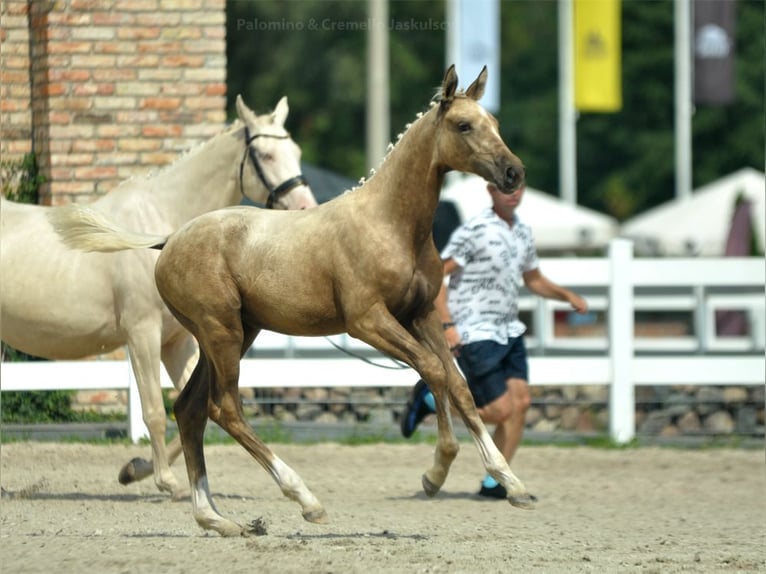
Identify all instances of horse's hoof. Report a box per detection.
[421,474,440,497]
[508,493,538,509]
[302,508,329,524]
[170,487,190,502]
[118,457,152,485]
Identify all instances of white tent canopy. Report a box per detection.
[440,173,619,252]
[620,167,765,256]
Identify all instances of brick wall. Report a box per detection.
[1,0,227,205]
[0,0,33,162]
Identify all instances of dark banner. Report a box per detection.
[694,0,737,105]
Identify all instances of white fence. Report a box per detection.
[3,239,764,444]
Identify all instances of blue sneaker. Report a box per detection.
[400,379,431,438]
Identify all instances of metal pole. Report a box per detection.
[559,0,577,205]
[366,0,390,173]
[674,0,692,201]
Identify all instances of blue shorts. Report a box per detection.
[456,337,529,408]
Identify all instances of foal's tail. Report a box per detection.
[48,204,168,253]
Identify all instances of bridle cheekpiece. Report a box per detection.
[239,127,307,209]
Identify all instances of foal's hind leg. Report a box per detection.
[174,315,325,537]
[173,352,245,536]
[203,326,327,529]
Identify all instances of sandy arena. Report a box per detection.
[1,441,763,573]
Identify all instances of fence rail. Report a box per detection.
[3,239,764,444]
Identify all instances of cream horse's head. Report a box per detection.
[434,65,525,194]
[235,95,317,210]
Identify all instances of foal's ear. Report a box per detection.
[271,96,289,127]
[235,94,256,124]
[465,66,488,101]
[441,65,459,102]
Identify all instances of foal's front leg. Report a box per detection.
[358,308,536,508]
[349,308,465,490]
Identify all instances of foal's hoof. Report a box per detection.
[118,457,153,485]
[508,493,538,510]
[302,508,329,524]
[421,474,440,497]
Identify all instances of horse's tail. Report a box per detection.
[47,204,169,253]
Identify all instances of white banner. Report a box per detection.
[447,0,500,112]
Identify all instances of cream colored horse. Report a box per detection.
[50,66,537,536]
[1,95,316,499]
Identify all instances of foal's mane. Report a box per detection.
[351,95,451,193]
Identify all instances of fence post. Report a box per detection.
[127,357,150,443]
[608,239,635,443]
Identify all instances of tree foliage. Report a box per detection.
[226,0,764,220]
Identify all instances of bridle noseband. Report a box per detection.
[239,127,308,208]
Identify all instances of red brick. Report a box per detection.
[205,83,226,96]
[92,12,136,26]
[70,0,102,12]
[5,2,29,15]
[136,41,181,54]
[49,181,94,195]
[73,83,115,97]
[48,41,92,54]
[160,55,205,68]
[141,97,181,110]
[117,27,161,41]
[74,166,118,180]
[48,69,91,82]
[142,124,183,138]
[2,70,31,83]
[41,83,67,97]
[72,139,116,153]
[49,111,73,124]
[94,41,138,54]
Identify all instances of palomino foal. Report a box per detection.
[51,66,537,536]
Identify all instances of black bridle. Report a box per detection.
[239,127,308,209]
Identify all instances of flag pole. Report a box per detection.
[559,0,577,206]
[366,0,390,172]
[674,0,692,201]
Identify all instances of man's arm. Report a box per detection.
[522,268,589,313]
[436,258,462,351]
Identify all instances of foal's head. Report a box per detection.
[434,66,525,194]
[235,95,317,210]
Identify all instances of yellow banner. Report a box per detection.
[574,0,622,112]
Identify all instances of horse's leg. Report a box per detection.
[175,312,325,537]
[352,306,535,508]
[172,351,246,536]
[412,313,533,505]
[118,334,197,498]
[124,329,184,498]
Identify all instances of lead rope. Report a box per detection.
[322,337,411,370]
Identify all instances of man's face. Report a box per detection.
[489,183,524,211]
